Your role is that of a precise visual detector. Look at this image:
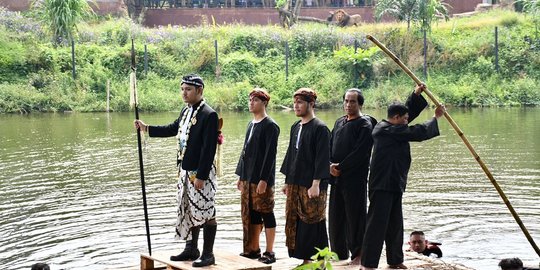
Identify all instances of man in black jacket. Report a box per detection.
[361,84,445,270]
[329,89,376,265]
[280,88,331,265]
[236,88,280,264]
[135,74,219,267]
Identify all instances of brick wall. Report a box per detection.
[0,0,486,27]
[143,0,485,27]
[0,0,126,15]
[445,0,484,14]
[143,7,374,27]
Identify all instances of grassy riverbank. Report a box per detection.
[0,8,539,113]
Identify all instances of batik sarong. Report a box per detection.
[285,184,327,251]
[240,182,275,251]
[175,165,217,240]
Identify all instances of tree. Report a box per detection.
[375,0,418,30]
[32,0,94,44]
[277,0,333,28]
[519,1,540,23]
[374,0,449,32]
[417,0,449,32]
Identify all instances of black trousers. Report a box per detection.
[361,190,404,268]
[289,219,328,260]
[328,180,367,260]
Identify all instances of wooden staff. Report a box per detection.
[130,39,152,256]
[366,35,540,257]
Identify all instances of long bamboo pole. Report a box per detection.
[366,35,540,258]
[131,39,152,256]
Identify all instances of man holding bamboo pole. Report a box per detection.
[361,84,445,270]
[134,74,220,267]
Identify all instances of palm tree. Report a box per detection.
[32,0,94,45]
[417,0,449,32]
[518,0,540,37]
[374,0,449,32]
[375,0,419,31]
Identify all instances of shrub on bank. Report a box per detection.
[0,8,540,113]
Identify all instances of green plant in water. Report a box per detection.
[32,0,94,44]
[293,247,339,270]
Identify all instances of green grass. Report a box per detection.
[0,8,539,113]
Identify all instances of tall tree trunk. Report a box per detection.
[292,0,303,23]
[124,0,144,19]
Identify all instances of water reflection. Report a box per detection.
[0,108,538,269]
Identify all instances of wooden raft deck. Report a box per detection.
[140,250,474,270]
[270,251,474,270]
[141,250,271,270]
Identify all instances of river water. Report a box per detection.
[1,108,539,270]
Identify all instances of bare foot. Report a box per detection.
[348,256,361,265]
[361,265,376,270]
[388,263,408,269]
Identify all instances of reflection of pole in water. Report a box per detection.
[105,110,111,131]
[106,80,110,113]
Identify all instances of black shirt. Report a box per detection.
[422,244,443,258]
[369,93,439,193]
[148,101,218,180]
[235,117,280,186]
[280,118,331,189]
[330,114,376,181]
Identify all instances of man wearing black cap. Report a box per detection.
[135,74,219,267]
[280,88,331,265]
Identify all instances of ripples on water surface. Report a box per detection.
[0,108,538,269]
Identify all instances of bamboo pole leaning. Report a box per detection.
[366,35,540,258]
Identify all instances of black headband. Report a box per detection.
[181,75,204,88]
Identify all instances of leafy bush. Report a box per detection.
[227,30,284,57]
[220,52,259,81]
[1,9,540,113]
[334,46,380,87]
[289,27,338,59]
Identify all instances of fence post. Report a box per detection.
[354,39,359,87]
[71,40,76,79]
[214,40,220,79]
[285,41,289,81]
[144,44,148,75]
[423,29,427,79]
[106,79,110,112]
[495,26,499,72]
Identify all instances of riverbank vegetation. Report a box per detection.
[0,8,539,113]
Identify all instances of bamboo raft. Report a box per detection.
[138,250,475,270]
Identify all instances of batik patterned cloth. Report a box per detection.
[285,184,327,251]
[175,165,217,240]
[240,182,275,251]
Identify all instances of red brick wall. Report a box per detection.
[0,0,30,11]
[143,7,374,27]
[143,0,485,27]
[444,0,484,14]
[0,0,126,15]
[0,0,485,26]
